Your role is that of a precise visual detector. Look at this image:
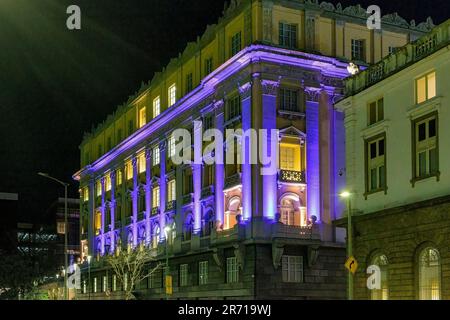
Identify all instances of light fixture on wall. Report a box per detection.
[347,62,360,75]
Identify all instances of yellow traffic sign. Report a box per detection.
[345,256,358,274]
[165,275,173,295]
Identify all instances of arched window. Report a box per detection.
[280,198,295,226]
[279,194,306,226]
[152,224,160,249]
[370,254,389,300]
[183,216,193,241]
[167,222,176,245]
[419,247,441,300]
[202,210,215,237]
[225,197,241,230]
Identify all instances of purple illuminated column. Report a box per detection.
[88,179,95,256]
[214,100,225,228]
[305,88,321,222]
[240,82,252,221]
[100,177,106,255]
[159,142,167,241]
[145,148,152,246]
[261,80,279,220]
[110,171,116,254]
[132,157,138,246]
[193,120,203,233]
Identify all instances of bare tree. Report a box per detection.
[106,243,162,300]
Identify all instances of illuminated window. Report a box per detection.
[351,39,365,61]
[153,146,160,166]
[95,211,101,235]
[205,57,213,75]
[93,278,97,293]
[368,98,384,126]
[105,174,111,192]
[199,261,208,285]
[419,248,441,300]
[231,32,241,56]
[57,222,66,235]
[152,225,160,249]
[179,264,188,286]
[116,169,122,186]
[282,256,303,283]
[168,135,176,158]
[186,73,193,93]
[83,187,89,202]
[152,186,160,208]
[280,144,300,171]
[83,280,86,294]
[125,160,133,181]
[225,197,240,230]
[153,96,161,118]
[138,152,146,174]
[416,72,436,104]
[123,273,128,291]
[280,198,295,226]
[138,106,147,128]
[168,179,176,202]
[168,84,177,107]
[102,276,107,292]
[226,257,238,283]
[413,115,438,179]
[96,180,102,197]
[279,23,297,48]
[112,275,117,292]
[366,136,386,193]
[371,254,389,300]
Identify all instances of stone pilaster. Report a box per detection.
[132,157,138,246]
[214,100,225,229]
[145,148,153,246]
[193,120,203,233]
[110,171,116,253]
[159,141,167,241]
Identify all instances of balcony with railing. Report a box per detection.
[211,224,245,245]
[271,223,320,241]
[138,211,145,221]
[278,170,306,184]
[345,20,450,96]
[151,207,159,217]
[166,200,176,212]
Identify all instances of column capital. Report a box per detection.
[238,82,252,100]
[261,79,279,96]
[304,86,321,102]
[131,157,138,168]
[145,148,153,160]
[159,140,167,151]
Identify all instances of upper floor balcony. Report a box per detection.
[271,222,320,241]
[278,170,306,184]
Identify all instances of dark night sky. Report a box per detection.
[0,0,448,222]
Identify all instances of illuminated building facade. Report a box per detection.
[336,20,449,300]
[74,0,432,299]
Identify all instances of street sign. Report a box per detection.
[345,256,358,274]
[165,275,173,295]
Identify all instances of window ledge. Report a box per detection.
[410,172,441,187]
[364,187,388,200]
[361,119,390,139]
[278,110,305,119]
[407,96,442,119]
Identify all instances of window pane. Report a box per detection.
[378,139,385,156]
[429,148,438,174]
[417,77,426,103]
[377,99,384,122]
[370,142,377,159]
[429,119,436,138]
[379,165,385,188]
[369,102,377,125]
[427,72,436,99]
[419,151,427,176]
[370,169,378,191]
[418,123,426,141]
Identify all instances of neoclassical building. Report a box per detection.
[74,0,432,299]
[336,20,450,300]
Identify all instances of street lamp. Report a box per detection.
[87,255,92,300]
[164,225,172,300]
[340,190,353,300]
[39,172,69,300]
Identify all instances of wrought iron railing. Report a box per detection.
[182,193,193,205]
[138,211,145,221]
[224,173,241,189]
[151,207,159,216]
[279,170,306,184]
[166,200,176,212]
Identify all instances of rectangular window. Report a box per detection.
[83,187,89,202]
[205,57,213,75]
[124,273,128,291]
[226,257,238,284]
[153,146,160,166]
[226,96,241,121]
[83,280,87,294]
[93,278,97,293]
[152,186,160,208]
[282,255,304,283]
[279,143,300,171]
[153,96,161,118]
[57,222,66,235]
[231,32,242,56]
[279,22,297,48]
[102,276,107,292]
[388,46,397,54]
[137,152,146,174]
[168,135,176,158]
[116,169,123,186]
[125,160,133,181]
[95,211,101,234]
[368,98,384,126]
[414,114,438,179]
[366,135,386,193]
[179,264,189,287]
[168,180,176,202]
[148,270,156,289]
[280,88,299,112]
[105,174,111,191]
[351,39,365,61]
[138,107,147,128]
[186,73,193,93]
[112,275,117,291]
[199,261,208,285]
[168,84,177,107]
[416,72,436,104]
[96,180,102,197]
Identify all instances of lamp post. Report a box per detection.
[38,172,69,300]
[164,225,172,300]
[87,255,92,300]
[340,191,353,300]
